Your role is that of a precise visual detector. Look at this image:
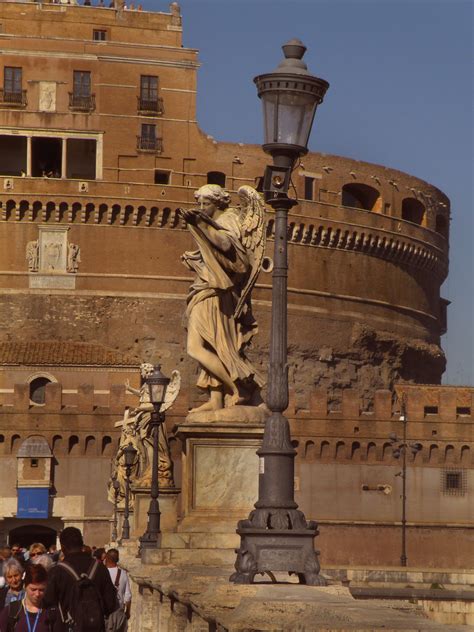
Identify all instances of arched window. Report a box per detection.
[102,436,112,456]
[304,441,316,460]
[436,214,448,238]
[401,198,425,225]
[207,171,226,187]
[342,183,380,211]
[367,442,377,462]
[85,436,96,455]
[351,441,361,461]
[320,440,330,460]
[68,435,80,455]
[29,377,52,406]
[336,441,346,460]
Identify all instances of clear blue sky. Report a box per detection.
[140,0,473,386]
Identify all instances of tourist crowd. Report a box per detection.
[0,528,131,631]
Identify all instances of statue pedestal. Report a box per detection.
[132,486,180,538]
[143,410,265,566]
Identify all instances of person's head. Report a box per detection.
[10,544,21,556]
[3,559,23,591]
[194,185,230,215]
[29,543,47,560]
[104,548,119,568]
[82,545,92,556]
[24,564,47,609]
[93,547,106,562]
[48,545,57,554]
[31,554,53,571]
[0,546,11,561]
[59,527,83,555]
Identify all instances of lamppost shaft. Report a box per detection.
[122,465,131,540]
[111,489,118,542]
[140,409,162,549]
[267,201,289,413]
[401,413,407,567]
[257,196,296,511]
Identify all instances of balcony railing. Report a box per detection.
[68,93,96,112]
[137,96,164,116]
[0,89,27,108]
[136,136,163,153]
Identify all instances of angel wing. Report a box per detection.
[160,370,181,413]
[234,185,267,320]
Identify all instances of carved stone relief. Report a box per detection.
[39,82,57,113]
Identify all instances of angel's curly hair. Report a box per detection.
[194,184,231,210]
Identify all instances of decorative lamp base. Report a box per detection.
[230,526,325,586]
[139,531,162,551]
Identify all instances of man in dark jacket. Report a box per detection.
[44,527,118,631]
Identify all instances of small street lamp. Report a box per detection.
[121,442,137,541]
[111,475,120,542]
[231,40,329,585]
[139,364,170,550]
[389,396,422,567]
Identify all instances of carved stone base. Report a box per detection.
[230,527,326,586]
[131,486,180,537]
[185,404,268,425]
[172,416,265,533]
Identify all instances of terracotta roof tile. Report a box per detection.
[0,341,139,367]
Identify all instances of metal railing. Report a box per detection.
[0,89,27,107]
[136,136,163,152]
[68,92,96,112]
[137,96,164,115]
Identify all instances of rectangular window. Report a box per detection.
[140,75,158,101]
[442,469,466,496]
[304,176,314,200]
[154,170,170,185]
[139,124,157,150]
[142,124,156,141]
[93,30,107,41]
[73,71,91,97]
[456,407,471,417]
[424,406,439,416]
[4,67,22,93]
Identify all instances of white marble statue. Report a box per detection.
[108,363,180,507]
[26,241,39,272]
[179,184,266,413]
[67,243,81,273]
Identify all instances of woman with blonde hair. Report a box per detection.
[27,543,47,563]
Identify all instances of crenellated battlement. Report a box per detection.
[0,381,189,416]
[288,385,474,422]
[1,382,473,421]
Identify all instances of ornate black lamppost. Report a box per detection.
[121,442,137,541]
[231,40,329,585]
[139,364,170,550]
[389,396,422,567]
[111,475,120,542]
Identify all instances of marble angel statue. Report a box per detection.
[179,184,266,413]
[108,363,181,506]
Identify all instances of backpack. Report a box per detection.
[58,559,105,632]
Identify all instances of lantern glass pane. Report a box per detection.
[150,382,165,405]
[124,446,136,466]
[262,91,318,149]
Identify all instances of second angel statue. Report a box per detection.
[180,184,266,413]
